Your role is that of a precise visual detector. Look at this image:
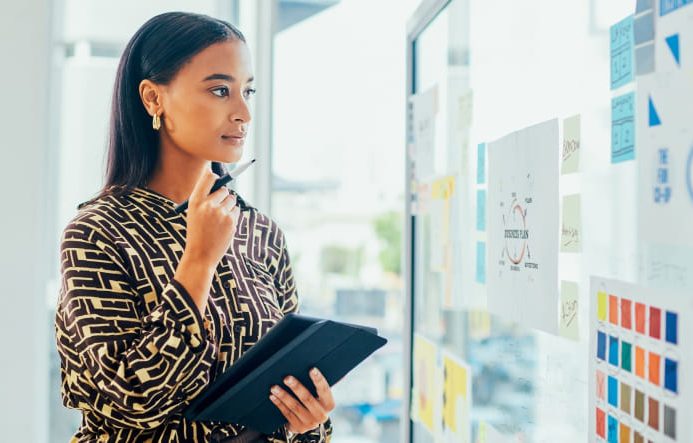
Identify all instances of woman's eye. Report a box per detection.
[243,88,257,99]
[211,87,230,98]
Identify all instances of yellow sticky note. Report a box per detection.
[597,291,607,321]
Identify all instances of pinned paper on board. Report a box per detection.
[559,280,579,341]
[656,1,692,72]
[441,352,471,443]
[487,119,560,334]
[560,194,582,253]
[589,276,693,443]
[411,85,439,181]
[428,176,456,307]
[411,334,439,434]
[475,241,486,285]
[611,92,636,163]
[562,115,580,174]
[610,15,634,89]
[476,189,486,232]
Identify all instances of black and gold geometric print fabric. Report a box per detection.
[55,187,332,443]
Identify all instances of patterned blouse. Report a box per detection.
[54,187,333,443]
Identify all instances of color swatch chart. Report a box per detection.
[589,277,692,443]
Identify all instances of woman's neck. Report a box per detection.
[145,141,210,205]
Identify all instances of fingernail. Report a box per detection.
[272,386,281,394]
[311,368,320,377]
[269,394,277,402]
[284,376,295,386]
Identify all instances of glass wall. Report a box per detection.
[407,0,635,441]
[270,0,419,441]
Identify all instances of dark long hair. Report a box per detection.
[102,12,245,196]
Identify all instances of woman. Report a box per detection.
[54,12,334,443]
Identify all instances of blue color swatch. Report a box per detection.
[665,358,678,393]
[666,311,678,344]
[477,143,486,184]
[608,415,618,443]
[475,241,486,284]
[611,93,636,163]
[609,335,619,367]
[608,376,618,407]
[597,331,607,360]
[476,189,486,231]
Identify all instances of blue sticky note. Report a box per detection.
[597,331,607,360]
[608,415,618,443]
[611,93,636,163]
[611,15,634,89]
[476,189,486,231]
[666,311,678,344]
[609,335,619,367]
[477,143,486,184]
[608,377,618,407]
[665,358,678,393]
[660,0,693,17]
[475,241,486,284]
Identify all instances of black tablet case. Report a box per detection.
[183,313,388,434]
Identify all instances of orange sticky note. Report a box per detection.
[649,352,661,386]
[635,346,646,379]
[609,295,619,325]
[620,423,631,442]
[635,303,646,334]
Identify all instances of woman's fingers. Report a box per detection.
[309,368,335,411]
[269,386,313,431]
[282,376,329,423]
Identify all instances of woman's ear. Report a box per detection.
[139,79,163,117]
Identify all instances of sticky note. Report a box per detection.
[610,15,634,89]
[560,194,581,253]
[649,352,661,386]
[597,291,608,321]
[664,358,678,393]
[611,92,636,163]
[596,370,605,400]
[635,346,646,378]
[608,415,618,443]
[609,295,619,324]
[620,382,632,414]
[648,397,659,430]
[650,307,661,339]
[476,189,486,231]
[596,408,606,438]
[634,431,644,443]
[609,336,619,367]
[634,389,645,422]
[635,303,646,334]
[477,143,486,184]
[664,405,676,439]
[475,241,486,284]
[608,375,618,407]
[562,115,580,174]
[621,341,632,372]
[597,331,607,360]
[666,311,678,344]
[619,423,630,443]
[621,298,632,329]
[560,281,579,340]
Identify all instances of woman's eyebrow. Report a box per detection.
[202,73,255,83]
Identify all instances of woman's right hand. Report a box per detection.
[174,169,241,314]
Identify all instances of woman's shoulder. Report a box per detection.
[62,190,130,243]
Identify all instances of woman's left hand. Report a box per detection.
[269,367,335,434]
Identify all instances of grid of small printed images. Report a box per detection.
[594,290,679,442]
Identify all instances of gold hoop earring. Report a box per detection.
[152,113,161,131]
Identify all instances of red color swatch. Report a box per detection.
[635,303,646,334]
[621,298,632,329]
[650,307,661,339]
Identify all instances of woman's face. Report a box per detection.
[152,39,254,164]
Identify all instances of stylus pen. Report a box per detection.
[173,159,255,214]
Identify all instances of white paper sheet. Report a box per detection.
[487,119,560,334]
[411,85,439,181]
[589,276,693,443]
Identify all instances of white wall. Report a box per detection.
[0,0,54,441]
